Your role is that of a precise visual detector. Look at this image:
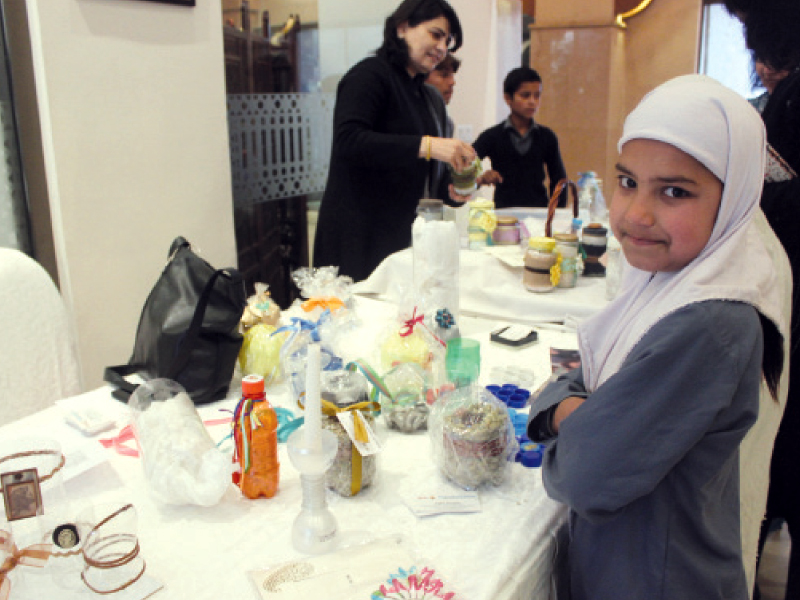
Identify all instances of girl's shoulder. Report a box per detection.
[646,300,761,362]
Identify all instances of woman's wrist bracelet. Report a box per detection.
[425,136,432,161]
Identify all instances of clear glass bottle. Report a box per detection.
[416,198,444,221]
[523,237,558,293]
[554,233,579,288]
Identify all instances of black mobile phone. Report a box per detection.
[490,325,539,348]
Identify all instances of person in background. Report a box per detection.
[527,75,790,600]
[425,53,460,137]
[750,59,790,113]
[725,2,800,598]
[473,66,566,209]
[425,52,460,106]
[313,0,476,282]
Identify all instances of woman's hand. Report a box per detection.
[477,169,503,187]
[425,137,477,172]
[448,185,472,204]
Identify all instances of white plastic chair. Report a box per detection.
[0,248,81,425]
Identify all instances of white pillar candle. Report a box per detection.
[304,343,322,451]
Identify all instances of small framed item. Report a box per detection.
[490,325,539,348]
[1,468,44,521]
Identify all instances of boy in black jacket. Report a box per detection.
[474,67,567,208]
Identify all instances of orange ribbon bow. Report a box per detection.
[301,297,344,313]
[0,530,51,600]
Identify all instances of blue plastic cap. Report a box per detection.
[521,449,543,468]
[507,394,527,409]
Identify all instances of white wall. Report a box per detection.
[26,0,238,389]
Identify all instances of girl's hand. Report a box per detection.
[425,137,477,172]
[478,170,503,187]
[553,396,586,432]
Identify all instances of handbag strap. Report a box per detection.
[166,268,242,380]
[544,179,579,238]
[103,363,142,400]
[104,266,243,401]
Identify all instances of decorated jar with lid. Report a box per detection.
[491,216,520,246]
[523,237,558,293]
[553,233,580,288]
[581,223,608,277]
[467,198,497,250]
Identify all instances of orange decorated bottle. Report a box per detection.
[232,374,279,499]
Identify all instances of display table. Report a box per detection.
[0,297,573,600]
[354,246,609,326]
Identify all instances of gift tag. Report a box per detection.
[335,412,382,456]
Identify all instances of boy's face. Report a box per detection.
[504,81,541,121]
[610,138,723,273]
[427,66,456,104]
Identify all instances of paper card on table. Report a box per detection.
[483,245,525,268]
[335,411,382,456]
[248,535,416,600]
[401,480,481,518]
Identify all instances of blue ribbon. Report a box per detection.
[272,309,332,345]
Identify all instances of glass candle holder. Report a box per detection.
[78,503,145,595]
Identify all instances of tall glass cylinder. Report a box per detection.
[412,216,460,324]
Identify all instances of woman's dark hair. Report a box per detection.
[723,0,800,73]
[376,0,463,70]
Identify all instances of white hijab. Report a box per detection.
[579,74,790,391]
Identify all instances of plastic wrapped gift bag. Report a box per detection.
[238,323,289,384]
[316,370,380,497]
[428,386,517,490]
[129,379,231,506]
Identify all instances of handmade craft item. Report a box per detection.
[429,386,517,490]
[232,374,279,500]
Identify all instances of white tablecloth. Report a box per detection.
[354,247,609,326]
[0,298,572,600]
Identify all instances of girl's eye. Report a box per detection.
[617,175,636,189]
[664,186,691,198]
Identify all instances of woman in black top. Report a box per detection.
[313,0,476,282]
[725,2,800,598]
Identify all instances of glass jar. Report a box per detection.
[554,233,579,289]
[320,370,376,497]
[581,223,608,277]
[416,198,444,221]
[468,198,497,250]
[492,216,520,245]
[523,236,558,293]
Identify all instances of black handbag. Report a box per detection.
[105,236,247,404]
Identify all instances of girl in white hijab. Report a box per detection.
[528,75,791,600]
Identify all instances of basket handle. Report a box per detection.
[545,179,579,238]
